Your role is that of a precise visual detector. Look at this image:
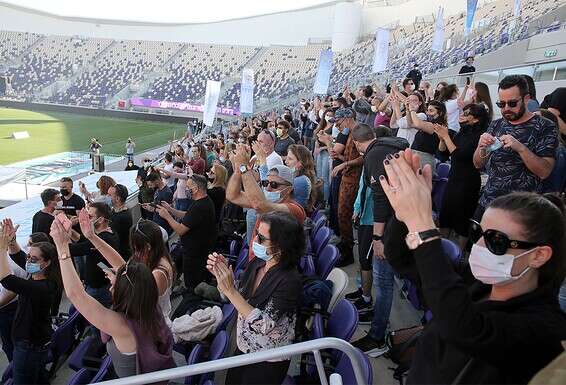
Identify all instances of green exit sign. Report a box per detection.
[544,49,558,58]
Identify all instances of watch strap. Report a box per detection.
[418,228,441,241]
[372,234,383,241]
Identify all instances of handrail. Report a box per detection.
[95,337,365,385]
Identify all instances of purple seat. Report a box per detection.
[300,255,316,276]
[333,347,373,385]
[311,215,328,240]
[47,310,81,377]
[217,304,236,331]
[68,335,96,371]
[432,178,449,215]
[311,227,331,257]
[91,355,113,383]
[185,331,229,385]
[436,162,450,179]
[315,244,339,280]
[441,238,462,266]
[310,208,323,221]
[313,299,358,360]
[66,367,95,385]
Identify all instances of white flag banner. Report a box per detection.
[203,80,221,127]
[313,49,333,95]
[514,0,521,17]
[239,68,254,114]
[372,28,390,73]
[431,7,445,52]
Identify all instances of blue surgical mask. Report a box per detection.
[263,188,281,203]
[25,262,43,275]
[252,241,273,261]
[342,127,350,135]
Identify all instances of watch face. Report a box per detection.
[239,165,247,173]
[405,233,421,250]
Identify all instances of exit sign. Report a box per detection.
[544,49,558,58]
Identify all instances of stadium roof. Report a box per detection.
[0,0,349,24]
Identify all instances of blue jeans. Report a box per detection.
[0,301,17,361]
[316,150,330,202]
[559,281,566,312]
[12,340,48,384]
[369,258,395,341]
[86,285,112,308]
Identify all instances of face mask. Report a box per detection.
[325,116,333,123]
[409,85,415,91]
[318,110,325,119]
[25,261,43,275]
[219,156,226,162]
[55,201,63,209]
[60,189,69,197]
[276,128,284,137]
[371,105,378,113]
[252,242,273,262]
[468,244,534,286]
[144,162,151,168]
[331,124,339,138]
[263,188,281,203]
[342,127,350,135]
[289,167,296,175]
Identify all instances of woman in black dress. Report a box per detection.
[434,103,490,249]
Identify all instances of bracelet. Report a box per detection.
[59,252,72,261]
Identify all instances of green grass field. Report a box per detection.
[0,108,186,165]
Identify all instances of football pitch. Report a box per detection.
[0,107,185,165]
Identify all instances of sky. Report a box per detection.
[1,0,339,23]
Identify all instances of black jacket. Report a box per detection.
[408,239,566,385]
[363,137,409,224]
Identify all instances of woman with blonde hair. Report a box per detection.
[285,144,317,212]
[207,163,228,226]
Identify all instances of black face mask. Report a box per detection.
[60,189,69,197]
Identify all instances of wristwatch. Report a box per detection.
[405,229,441,250]
[372,234,383,241]
[239,164,249,174]
[59,252,72,261]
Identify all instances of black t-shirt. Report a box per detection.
[32,210,54,238]
[152,186,174,234]
[0,275,59,346]
[110,208,133,259]
[332,132,349,169]
[181,197,217,259]
[207,187,226,225]
[459,64,476,74]
[274,136,295,157]
[411,130,440,155]
[70,230,119,289]
[61,193,85,216]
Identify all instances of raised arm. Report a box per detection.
[78,209,125,269]
[409,111,436,134]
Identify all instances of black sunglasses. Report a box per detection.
[495,99,521,109]
[469,219,543,255]
[260,180,290,189]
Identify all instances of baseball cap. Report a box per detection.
[268,165,294,185]
[335,107,355,119]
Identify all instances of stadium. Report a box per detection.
[0,0,565,384]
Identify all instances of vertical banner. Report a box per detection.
[313,49,333,95]
[203,80,221,127]
[431,7,445,52]
[465,0,478,36]
[514,0,521,17]
[372,28,390,73]
[239,68,254,115]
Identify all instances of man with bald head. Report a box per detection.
[254,129,283,169]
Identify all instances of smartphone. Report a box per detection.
[97,262,113,273]
[56,213,72,232]
[149,202,159,208]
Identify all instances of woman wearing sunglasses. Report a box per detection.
[206,211,304,385]
[379,149,566,385]
[50,219,175,379]
[74,210,175,325]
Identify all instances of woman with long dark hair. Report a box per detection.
[50,220,175,378]
[379,150,566,385]
[435,103,490,249]
[75,210,175,325]
[285,144,317,212]
[472,82,494,121]
[405,98,446,168]
[207,211,304,385]
[0,220,62,384]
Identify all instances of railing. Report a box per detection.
[95,337,365,385]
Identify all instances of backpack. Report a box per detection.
[385,325,424,385]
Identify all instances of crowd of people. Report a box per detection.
[0,70,565,385]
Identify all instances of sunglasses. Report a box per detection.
[260,180,290,189]
[468,219,543,255]
[135,218,150,241]
[121,259,134,287]
[495,99,521,109]
[256,232,271,245]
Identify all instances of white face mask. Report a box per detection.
[331,124,339,138]
[55,201,63,209]
[318,110,325,119]
[371,105,378,113]
[469,244,534,286]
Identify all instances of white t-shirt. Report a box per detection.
[395,113,427,147]
[266,151,283,169]
[445,99,461,132]
[0,256,28,309]
[163,163,176,188]
[126,142,135,154]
